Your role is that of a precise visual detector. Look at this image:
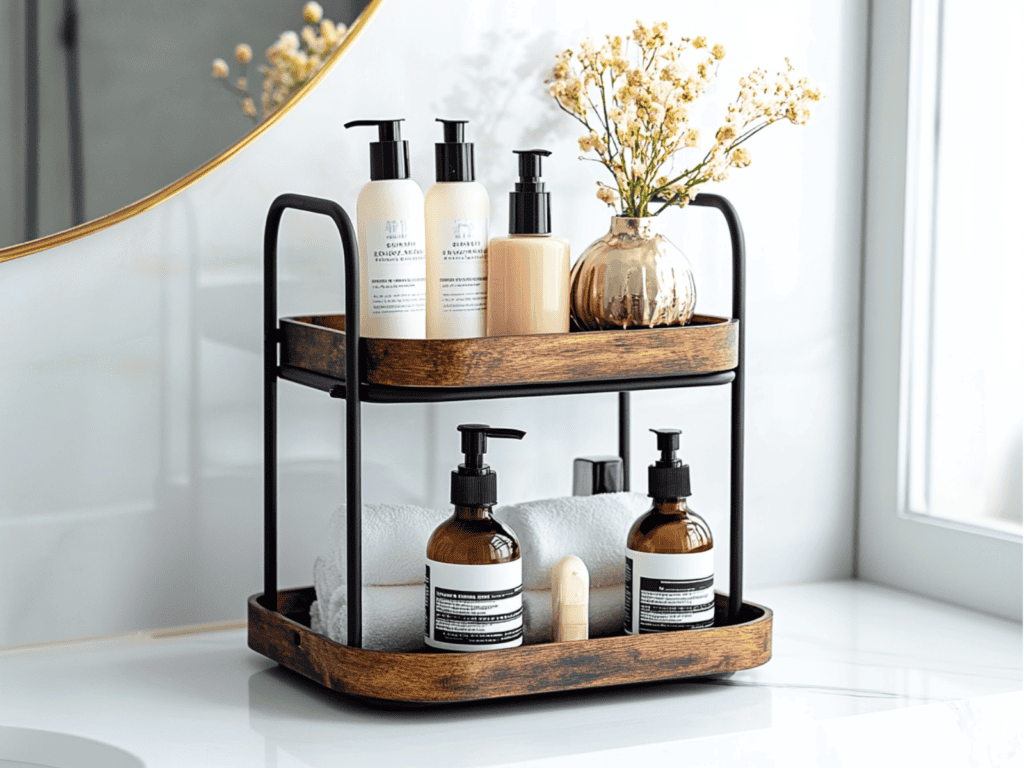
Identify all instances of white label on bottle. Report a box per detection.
[624,549,714,634]
[425,558,523,652]
[438,217,487,315]
[365,217,426,317]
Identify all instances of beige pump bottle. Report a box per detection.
[487,149,570,336]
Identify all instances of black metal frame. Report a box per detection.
[263,191,745,649]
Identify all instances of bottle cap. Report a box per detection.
[572,455,624,495]
[647,428,691,499]
[343,119,410,180]
[434,119,475,182]
[451,424,526,507]
[509,149,552,235]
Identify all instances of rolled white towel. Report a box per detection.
[325,493,649,588]
[501,492,648,590]
[329,503,451,587]
[311,581,625,651]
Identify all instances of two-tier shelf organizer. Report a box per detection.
[248,192,772,706]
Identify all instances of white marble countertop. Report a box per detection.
[0,580,1020,768]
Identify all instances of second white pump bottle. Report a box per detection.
[425,119,490,339]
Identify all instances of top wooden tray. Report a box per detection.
[279,315,738,389]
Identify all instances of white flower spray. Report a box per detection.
[547,21,823,217]
[211,2,348,123]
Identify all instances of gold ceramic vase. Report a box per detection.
[570,216,697,330]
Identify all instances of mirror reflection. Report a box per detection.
[1,0,370,249]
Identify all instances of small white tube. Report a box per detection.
[550,555,589,642]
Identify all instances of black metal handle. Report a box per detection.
[687,193,746,622]
[263,193,363,648]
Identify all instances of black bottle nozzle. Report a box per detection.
[437,118,467,143]
[648,428,691,499]
[513,149,550,188]
[434,118,475,182]
[451,423,526,506]
[651,428,681,466]
[343,119,410,180]
[509,149,552,235]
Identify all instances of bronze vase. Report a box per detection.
[569,216,697,330]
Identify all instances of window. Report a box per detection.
[858,0,1022,619]
[901,0,1023,538]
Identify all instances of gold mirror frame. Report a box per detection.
[0,0,385,265]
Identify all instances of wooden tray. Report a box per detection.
[248,587,772,706]
[279,315,738,388]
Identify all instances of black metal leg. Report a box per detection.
[618,392,630,492]
[691,193,746,623]
[264,193,362,647]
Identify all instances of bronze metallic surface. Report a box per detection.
[570,216,697,330]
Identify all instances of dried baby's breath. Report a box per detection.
[212,9,348,123]
[547,21,823,216]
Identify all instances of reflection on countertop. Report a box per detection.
[0,581,1020,768]
[0,727,143,768]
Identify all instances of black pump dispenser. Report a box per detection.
[647,428,691,500]
[509,149,552,235]
[343,119,410,180]
[451,424,526,507]
[434,119,475,182]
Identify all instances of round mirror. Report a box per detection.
[1,0,372,250]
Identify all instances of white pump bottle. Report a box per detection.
[344,119,426,339]
[425,119,490,339]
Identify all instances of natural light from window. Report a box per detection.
[903,0,1023,537]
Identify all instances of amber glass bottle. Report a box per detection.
[426,505,520,565]
[425,424,525,652]
[626,499,713,556]
[624,429,715,634]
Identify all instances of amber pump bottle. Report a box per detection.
[624,429,714,634]
[425,424,526,652]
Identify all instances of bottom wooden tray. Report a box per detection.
[248,587,772,705]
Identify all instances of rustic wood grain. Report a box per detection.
[248,587,772,704]
[278,315,738,388]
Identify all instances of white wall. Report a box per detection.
[0,0,868,646]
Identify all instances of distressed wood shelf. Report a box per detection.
[248,588,772,706]
[279,314,738,389]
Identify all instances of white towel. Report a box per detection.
[326,493,649,588]
[310,581,625,651]
[500,493,648,589]
[329,503,451,587]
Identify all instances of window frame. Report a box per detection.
[857,0,1022,620]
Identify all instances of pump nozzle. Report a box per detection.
[343,119,405,142]
[458,424,526,469]
[343,119,410,180]
[650,428,682,466]
[436,118,467,143]
[434,119,475,181]
[508,149,553,235]
[452,424,526,506]
[513,149,551,184]
[647,428,690,499]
